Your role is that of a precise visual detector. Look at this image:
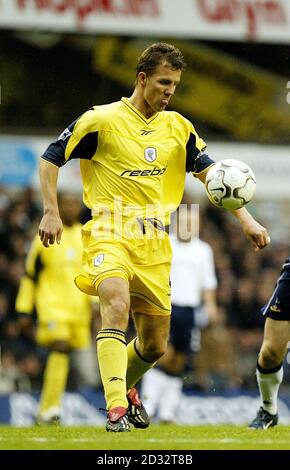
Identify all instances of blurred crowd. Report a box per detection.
[0,186,289,394]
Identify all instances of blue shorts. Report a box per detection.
[263,258,290,321]
[169,304,195,353]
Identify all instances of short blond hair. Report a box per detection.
[136,42,186,77]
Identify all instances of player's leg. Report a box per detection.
[127,312,170,387]
[250,264,290,429]
[127,246,172,390]
[142,305,192,423]
[250,318,290,429]
[125,312,170,428]
[96,276,131,432]
[257,317,289,410]
[126,236,172,427]
[157,305,193,378]
[76,233,135,431]
[37,335,70,424]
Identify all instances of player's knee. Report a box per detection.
[260,344,284,368]
[141,343,167,362]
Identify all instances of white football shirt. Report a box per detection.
[170,236,217,307]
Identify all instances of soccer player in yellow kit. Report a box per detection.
[16,194,93,424]
[38,43,270,431]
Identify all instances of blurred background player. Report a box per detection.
[15,193,98,424]
[142,203,219,422]
[249,257,290,429]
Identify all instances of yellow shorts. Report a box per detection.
[36,321,91,349]
[75,218,172,316]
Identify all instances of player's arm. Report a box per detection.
[194,167,209,184]
[39,160,62,247]
[230,206,270,252]
[38,109,99,247]
[196,166,270,251]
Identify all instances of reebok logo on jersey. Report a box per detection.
[120,167,166,177]
[140,129,155,135]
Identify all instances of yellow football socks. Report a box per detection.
[97,329,128,410]
[126,337,156,389]
[39,351,69,416]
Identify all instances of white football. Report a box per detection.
[205,159,256,210]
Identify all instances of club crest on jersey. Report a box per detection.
[144,147,157,162]
[94,254,105,266]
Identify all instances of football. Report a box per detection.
[205,159,256,210]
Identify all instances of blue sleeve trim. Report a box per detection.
[192,153,215,174]
[42,140,67,167]
[186,133,198,172]
[68,131,99,161]
[185,133,212,173]
[42,119,78,167]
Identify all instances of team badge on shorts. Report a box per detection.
[94,254,105,266]
[144,147,157,162]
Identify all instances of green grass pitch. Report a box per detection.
[0,424,290,450]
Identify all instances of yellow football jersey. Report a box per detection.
[42,98,213,226]
[15,223,91,324]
